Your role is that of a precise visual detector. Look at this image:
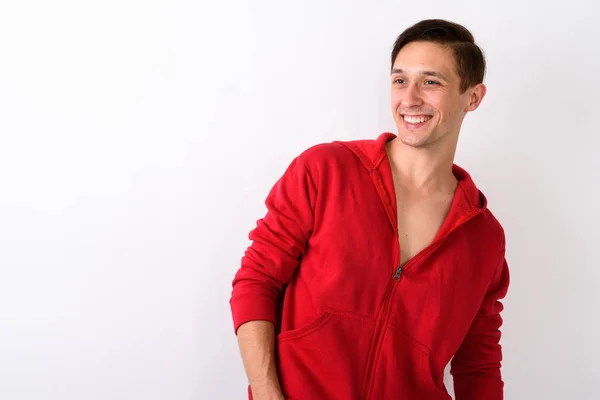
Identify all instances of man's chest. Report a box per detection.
[396,193,453,265]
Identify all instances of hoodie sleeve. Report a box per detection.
[229,156,317,334]
[450,247,510,400]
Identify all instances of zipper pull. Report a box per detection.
[393,265,403,280]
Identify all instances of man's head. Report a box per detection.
[389,19,487,148]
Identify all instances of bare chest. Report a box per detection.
[396,192,454,266]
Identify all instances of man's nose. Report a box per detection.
[401,84,423,107]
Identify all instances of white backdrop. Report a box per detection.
[1,1,599,399]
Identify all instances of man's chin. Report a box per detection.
[395,129,433,148]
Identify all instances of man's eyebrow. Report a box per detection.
[390,68,448,81]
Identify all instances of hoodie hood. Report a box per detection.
[335,132,488,211]
[334,132,489,239]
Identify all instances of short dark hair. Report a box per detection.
[391,19,486,93]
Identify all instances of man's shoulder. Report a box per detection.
[295,137,371,168]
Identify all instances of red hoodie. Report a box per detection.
[230,132,510,400]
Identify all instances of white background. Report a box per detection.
[1,1,599,399]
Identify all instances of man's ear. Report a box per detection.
[464,83,487,112]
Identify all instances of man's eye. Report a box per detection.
[425,80,439,85]
[393,78,404,84]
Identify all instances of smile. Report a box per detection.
[402,115,432,124]
[401,114,433,128]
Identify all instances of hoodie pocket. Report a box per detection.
[276,310,376,400]
[277,312,334,342]
[369,325,451,400]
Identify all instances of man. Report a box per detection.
[230,19,510,400]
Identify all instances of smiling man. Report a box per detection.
[230,19,510,400]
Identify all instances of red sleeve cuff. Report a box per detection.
[230,293,277,334]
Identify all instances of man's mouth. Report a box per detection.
[401,114,433,128]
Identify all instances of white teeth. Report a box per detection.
[403,115,431,124]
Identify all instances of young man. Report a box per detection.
[230,19,510,400]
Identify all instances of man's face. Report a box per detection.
[390,41,485,148]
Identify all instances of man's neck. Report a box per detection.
[385,136,458,194]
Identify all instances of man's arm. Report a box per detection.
[237,321,284,400]
[450,248,510,400]
[230,156,317,399]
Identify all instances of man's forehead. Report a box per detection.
[392,42,458,78]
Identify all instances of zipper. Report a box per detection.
[364,265,403,397]
[393,265,403,280]
[360,263,402,400]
